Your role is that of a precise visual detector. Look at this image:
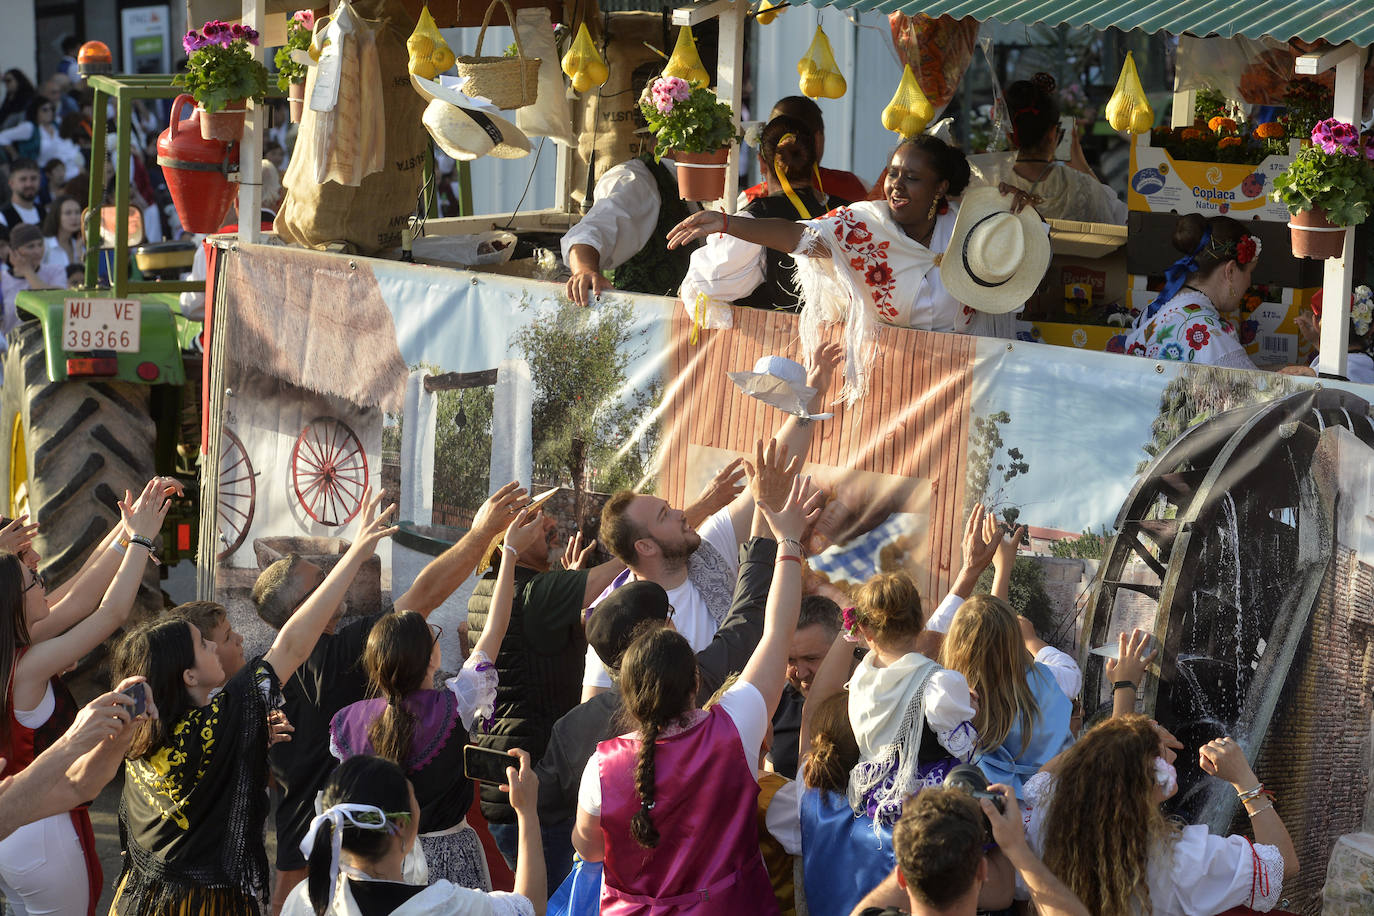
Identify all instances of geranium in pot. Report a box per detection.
[1272,118,1374,259]
[274,10,315,122]
[639,75,740,201]
[176,20,270,142]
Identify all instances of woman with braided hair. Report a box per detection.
[330,509,535,890]
[572,441,815,915]
[971,72,1127,224]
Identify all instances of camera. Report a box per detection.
[943,764,1006,814]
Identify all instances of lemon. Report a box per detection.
[431,46,455,72]
[823,72,846,98]
[882,106,902,132]
[410,57,437,79]
[1129,107,1153,134]
[586,60,609,87]
[900,114,926,137]
[408,35,435,57]
[757,0,780,24]
[800,72,825,98]
[561,51,583,78]
[572,71,595,93]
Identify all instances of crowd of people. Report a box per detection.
[0,391,1302,916]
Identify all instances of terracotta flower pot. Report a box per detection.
[1289,207,1348,260]
[669,148,730,202]
[288,81,305,123]
[196,100,248,142]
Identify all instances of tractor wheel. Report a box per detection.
[0,321,163,640]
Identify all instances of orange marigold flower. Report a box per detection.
[1209,116,1238,133]
[1255,121,1285,139]
[1218,136,1242,148]
[1181,128,1204,140]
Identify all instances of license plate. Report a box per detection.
[62,298,140,353]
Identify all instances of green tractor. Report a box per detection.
[1,74,208,628]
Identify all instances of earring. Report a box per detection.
[927,197,940,220]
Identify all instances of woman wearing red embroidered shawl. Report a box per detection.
[1024,715,1299,916]
[669,137,1031,401]
[109,493,398,916]
[571,441,818,915]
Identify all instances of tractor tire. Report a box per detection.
[0,321,164,652]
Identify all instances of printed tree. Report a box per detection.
[965,409,1030,526]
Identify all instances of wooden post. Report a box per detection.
[238,0,266,243]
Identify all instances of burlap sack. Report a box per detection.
[568,12,667,200]
[275,0,427,255]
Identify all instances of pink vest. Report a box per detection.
[597,706,779,916]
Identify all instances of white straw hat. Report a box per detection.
[412,74,530,161]
[727,356,834,421]
[940,186,1051,315]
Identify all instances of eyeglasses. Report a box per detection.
[666,604,675,620]
[429,622,443,644]
[24,569,44,593]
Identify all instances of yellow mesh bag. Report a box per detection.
[797,26,845,99]
[663,26,710,88]
[562,23,608,93]
[406,5,454,80]
[1106,51,1154,133]
[755,0,783,26]
[881,65,934,137]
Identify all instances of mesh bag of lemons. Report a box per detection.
[798,26,845,99]
[561,23,608,93]
[881,65,934,138]
[755,0,784,25]
[1106,52,1154,133]
[663,26,710,87]
[407,6,455,80]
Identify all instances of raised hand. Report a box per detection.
[807,341,844,398]
[349,490,398,558]
[503,508,535,551]
[1105,628,1157,686]
[743,438,802,514]
[696,457,746,515]
[561,530,597,571]
[960,504,998,574]
[0,515,38,556]
[118,479,173,541]
[471,481,529,536]
[1199,736,1255,789]
[758,473,822,543]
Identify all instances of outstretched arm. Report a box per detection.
[263,492,397,684]
[470,510,532,662]
[393,481,526,617]
[668,210,809,255]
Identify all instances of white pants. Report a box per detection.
[0,812,90,916]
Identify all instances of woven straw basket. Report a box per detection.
[454,0,541,110]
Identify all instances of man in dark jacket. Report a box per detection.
[532,528,777,886]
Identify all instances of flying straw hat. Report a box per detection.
[412,73,530,161]
[940,186,1051,315]
[727,355,834,421]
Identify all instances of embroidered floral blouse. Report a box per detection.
[1122,290,1257,371]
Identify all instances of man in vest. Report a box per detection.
[2,160,45,228]
[581,344,840,700]
[769,594,843,779]
[465,496,627,869]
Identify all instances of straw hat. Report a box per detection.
[478,486,559,572]
[412,74,530,161]
[727,355,834,421]
[940,186,1051,315]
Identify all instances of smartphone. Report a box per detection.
[1054,114,1075,160]
[122,682,148,718]
[463,744,513,784]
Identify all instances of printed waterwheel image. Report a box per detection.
[291,416,368,526]
[217,428,256,559]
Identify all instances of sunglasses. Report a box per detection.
[24,569,44,593]
[429,622,443,644]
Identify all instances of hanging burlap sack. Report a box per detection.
[276,0,428,255]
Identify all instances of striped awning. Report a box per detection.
[795,0,1374,45]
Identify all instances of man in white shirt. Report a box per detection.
[581,345,840,698]
[1,161,45,228]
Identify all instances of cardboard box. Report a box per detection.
[1127,135,1294,222]
[1016,321,1124,351]
[1023,220,1129,322]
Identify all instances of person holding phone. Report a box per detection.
[571,439,817,914]
[0,478,171,916]
[282,753,544,916]
[108,492,397,916]
[329,509,535,890]
[970,73,1127,225]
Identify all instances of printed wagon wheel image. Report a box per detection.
[291,417,369,526]
[217,428,256,560]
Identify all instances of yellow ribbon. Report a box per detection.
[691,291,708,345]
[812,163,825,196]
[775,155,814,220]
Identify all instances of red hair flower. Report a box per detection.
[1235,235,1259,265]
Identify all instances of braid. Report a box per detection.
[630,720,662,848]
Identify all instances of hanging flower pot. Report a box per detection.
[197,99,248,141]
[669,148,730,201]
[288,81,305,122]
[1289,207,1348,260]
[157,94,239,234]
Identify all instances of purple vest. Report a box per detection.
[597,707,779,915]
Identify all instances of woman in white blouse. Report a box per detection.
[40,195,83,270]
[1025,715,1299,915]
[0,98,85,178]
